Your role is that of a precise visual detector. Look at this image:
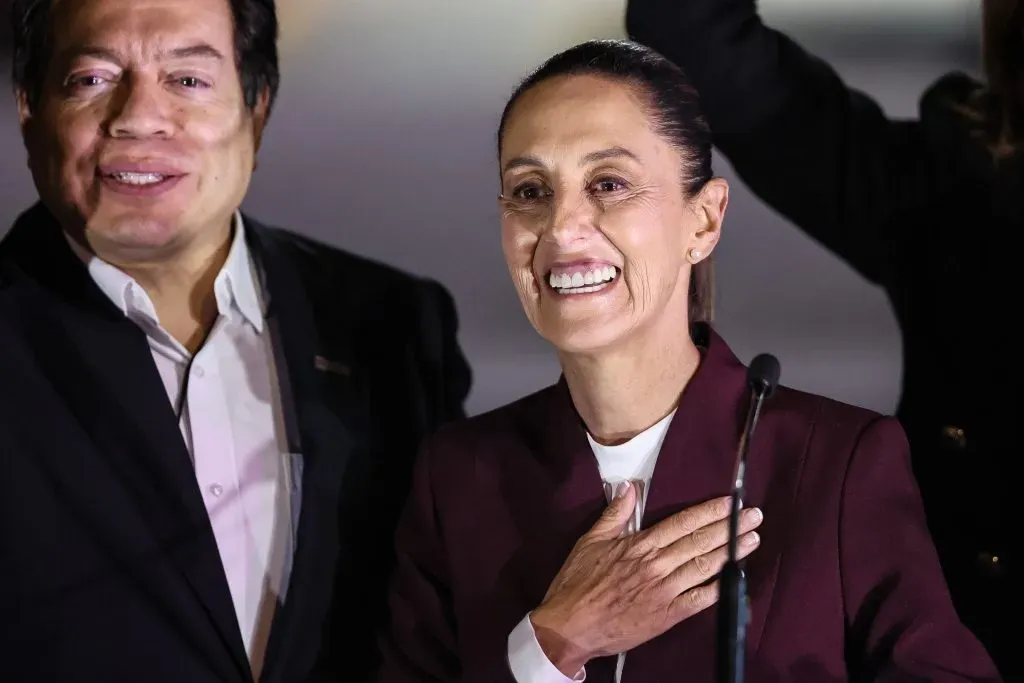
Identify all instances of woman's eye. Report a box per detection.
[514,184,548,200]
[593,179,625,193]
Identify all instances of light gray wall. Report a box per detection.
[0,1,980,416]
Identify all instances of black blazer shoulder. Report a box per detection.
[249,216,472,427]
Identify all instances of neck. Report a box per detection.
[100,220,234,353]
[560,316,702,446]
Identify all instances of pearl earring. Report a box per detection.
[689,249,703,262]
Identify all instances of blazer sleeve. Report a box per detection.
[412,279,472,426]
[625,0,934,286]
[838,417,1001,681]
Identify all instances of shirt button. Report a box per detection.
[209,483,223,497]
[193,366,205,379]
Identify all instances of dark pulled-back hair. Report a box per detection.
[497,39,716,323]
[9,0,280,113]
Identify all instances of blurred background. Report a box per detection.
[0,0,980,416]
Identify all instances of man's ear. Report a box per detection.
[252,88,271,150]
[17,88,34,134]
[688,177,729,259]
[16,89,39,169]
[251,87,271,170]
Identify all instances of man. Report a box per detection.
[625,0,1019,676]
[0,0,471,682]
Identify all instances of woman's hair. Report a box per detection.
[497,39,716,323]
[975,0,1024,156]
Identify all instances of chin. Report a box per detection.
[539,316,631,356]
[85,212,187,252]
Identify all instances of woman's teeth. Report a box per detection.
[548,266,618,293]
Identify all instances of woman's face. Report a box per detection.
[498,74,727,355]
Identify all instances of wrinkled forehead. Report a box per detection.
[49,0,235,65]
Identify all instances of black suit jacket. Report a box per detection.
[0,202,472,683]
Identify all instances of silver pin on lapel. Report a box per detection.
[314,355,350,377]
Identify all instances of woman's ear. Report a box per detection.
[687,177,728,262]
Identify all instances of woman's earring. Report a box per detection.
[688,249,703,263]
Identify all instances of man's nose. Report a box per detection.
[106,75,173,139]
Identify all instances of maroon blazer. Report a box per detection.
[377,326,1000,682]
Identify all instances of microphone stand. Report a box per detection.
[716,375,773,683]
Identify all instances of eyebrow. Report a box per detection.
[501,146,639,174]
[61,43,225,66]
[165,44,225,61]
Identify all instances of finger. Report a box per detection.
[587,481,638,540]
[663,530,761,595]
[658,507,763,568]
[668,579,720,624]
[639,496,732,549]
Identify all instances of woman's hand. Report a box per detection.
[530,482,763,676]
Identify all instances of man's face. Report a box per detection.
[19,0,268,261]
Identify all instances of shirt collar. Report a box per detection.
[216,212,265,332]
[65,211,265,333]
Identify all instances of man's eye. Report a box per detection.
[68,75,106,89]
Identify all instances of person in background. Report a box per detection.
[0,0,470,681]
[625,0,1021,675]
[374,39,998,683]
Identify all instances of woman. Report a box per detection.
[624,1,1020,673]
[376,40,999,683]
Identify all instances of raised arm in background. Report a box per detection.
[625,0,942,286]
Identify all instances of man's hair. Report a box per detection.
[9,0,280,112]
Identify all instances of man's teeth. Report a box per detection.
[549,266,618,291]
[110,172,167,185]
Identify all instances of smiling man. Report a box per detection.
[0,1,471,682]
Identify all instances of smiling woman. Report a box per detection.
[374,37,1001,683]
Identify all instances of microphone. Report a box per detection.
[716,353,780,683]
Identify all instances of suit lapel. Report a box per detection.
[244,223,359,683]
[2,206,249,679]
[622,326,776,682]
[498,382,626,683]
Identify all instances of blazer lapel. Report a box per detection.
[622,325,777,682]
[1,206,249,679]
[244,223,360,683]
[500,382,628,683]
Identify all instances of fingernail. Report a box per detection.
[742,531,760,547]
[745,507,763,523]
[614,481,631,499]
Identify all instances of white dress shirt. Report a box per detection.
[68,215,292,678]
[507,411,675,683]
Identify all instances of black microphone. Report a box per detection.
[716,353,780,683]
